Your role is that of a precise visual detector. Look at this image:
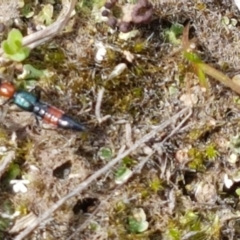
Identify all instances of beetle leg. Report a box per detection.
[30,86,52,102]
[34,115,41,127]
[29,86,42,101]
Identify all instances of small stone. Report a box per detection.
[180,93,198,106]
[228,153,238,164]
[195,181,217,204]
[143,145,153,155]
[224,174,234,189]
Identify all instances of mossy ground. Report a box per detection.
[1,0,240,239]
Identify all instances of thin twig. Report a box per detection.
[14,107,190,240]
[95,87,111,123]
[161,108,193,143]
[125,123,133,148]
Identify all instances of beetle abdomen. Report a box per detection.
[33,103,85,131]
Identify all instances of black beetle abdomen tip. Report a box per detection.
[59,115,86,132]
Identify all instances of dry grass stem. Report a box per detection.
[95,87,111,123]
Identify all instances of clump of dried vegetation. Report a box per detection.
[1,0,240,239]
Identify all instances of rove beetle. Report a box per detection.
[0,82,86,131]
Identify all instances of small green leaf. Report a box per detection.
[164,24,184,45]
[8,48,30,62]
[6,163,21,181]
[2,29,30,62]
[7,29,23,49]
[184,51,202,63]
[0,217,11,231]
[168,228,181,240]
[21,3,34,18]
[128,217,149,233]
[236,188,240,196]
[122,156,135,166]
[2,41,15,55]
[170,23,184,36]
[18,64,45,79]
[22,47,30,58]
[37,4,54,25]
[98,147,113,160]
[197,67,209,89]
[115,167,132,184]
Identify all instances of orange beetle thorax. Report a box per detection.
[0,82,16,98]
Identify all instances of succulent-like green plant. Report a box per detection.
[98,147,113,161]
[115,165,132,184]
[1,29,30,62]
[128,208,149,233]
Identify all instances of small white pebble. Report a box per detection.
[234,0,240,11]
[95,42,107,63]
[180,93,198,106]
[132,208,147,222]
[0,146,7,154]
[108,63,127,80]
[69,173,82,179]
[29,165,40,172]
[11,132,17,142]
[175,149,188,163]
[0,211,20,219]
[143,145,153,155]
[123,50,134,63]
[228,153,238,164]
[10,179,30,193]
[114,190,121,196]
[224,174,234,189]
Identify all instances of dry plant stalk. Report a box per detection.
[198,63,240,95]
[95,87,111,123]
[14,107,191,240]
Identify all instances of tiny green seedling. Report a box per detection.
[36,4,53,25]
[164,23,184,45]
[115,166,132,184]
[236,188,240,196]
[1,29,30,62]
[18,64,47,79]
[98,147,113,161]
[128,208,149,233]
